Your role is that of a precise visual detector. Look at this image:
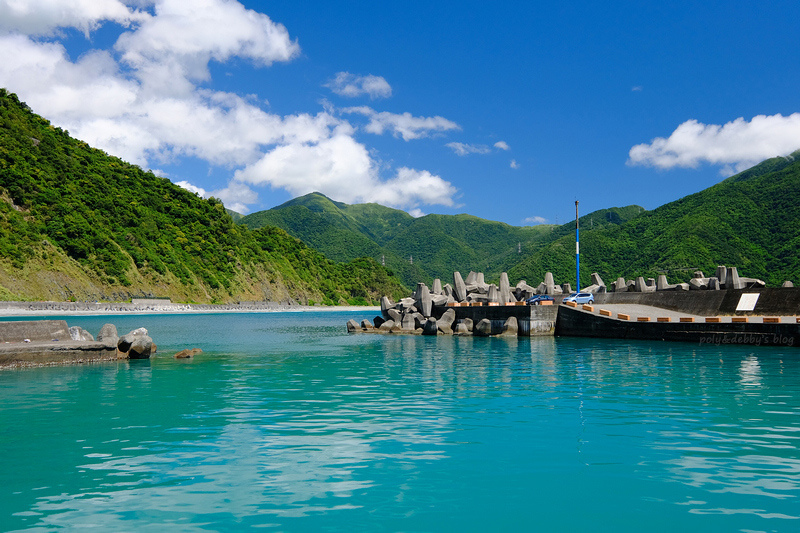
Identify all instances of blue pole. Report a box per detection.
[575,200,580,291]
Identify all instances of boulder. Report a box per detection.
[97,323,119,346]
[378,319,396,332]
[689,277,708,290]
[380,296,394,317]
[422,317,438,335]
[501,316,518,336]
[474,318,493,337]
[487,284,499,304]
[461,318,474,332]
[346,319,360,333]
[117,328,149,355]
[415,283,432,317]
[398,297,416,311]
[453,272,468,302]
[726,267,744,290]
[499,272,512,303]
[635,277,655,293]
[716,265,728,287]
[454,322,470,335]
[591,272,605,288]
[360,319,374,331]
[387,308,402,322]
[613,277,627,292]
[373,316,386,328]
[656,274,674,291]
[69,326,94,342]
[783,280,795,288]
[432,294,449,307]
[432,279,443,295]
[174,348,202,359]
[544,272,556,295]
[438,308,456,331]
[128,335,154,359]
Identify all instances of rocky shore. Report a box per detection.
[0,300,379,316]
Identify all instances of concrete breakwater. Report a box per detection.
[348,270,561,337]
[0,320,157,368]
[348,268,800,346]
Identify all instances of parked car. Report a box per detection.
[563,292,594,304]
[526,294,555,305]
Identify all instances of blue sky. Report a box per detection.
[1,1,799,226]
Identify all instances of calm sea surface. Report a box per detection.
[1,311,799,532]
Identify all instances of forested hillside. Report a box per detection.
[509,152,800,287]
[0,89,407,304]
[240,192,645,286]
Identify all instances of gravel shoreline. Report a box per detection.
[0,301,379,316]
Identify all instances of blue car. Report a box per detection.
[563,292,594,304]
[526,294,555,305]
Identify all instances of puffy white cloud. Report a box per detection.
[115,0,299,94]
[446,142,490,156]
[510,159,519,169]
[0,0,460,214]
[494,140,510,151]
[176,180,207,196]
[628,113,800,175]
[344,106,459,141]
[234,134,456,211]
[0,0,148,36]
[325,72,392,99]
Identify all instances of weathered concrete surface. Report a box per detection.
[0,341,118,368]
[0,320,71,342]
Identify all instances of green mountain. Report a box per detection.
[240,192,645,287]
[509,152,800,287]
[0,89,407,304]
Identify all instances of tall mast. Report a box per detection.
[575,200,580,291]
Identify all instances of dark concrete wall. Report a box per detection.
[555,305,800,348]
[594,288,800,316]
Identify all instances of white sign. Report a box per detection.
[736,293,760,312]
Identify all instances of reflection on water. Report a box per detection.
[1,313,799,531]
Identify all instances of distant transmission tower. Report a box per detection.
[409,255,413,265]
[517,242,521,254]
[381,255,385,266]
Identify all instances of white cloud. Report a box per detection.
[234,134,456,211]
[632,86,643,92]
[446,142,490,156]
[510,159,519,169]
[325,72,392,99]
[523,216,547,225]
[344,106,459,141]
[0,0,148,36]
[628,113,800,175]
[176,180,207,196]
[0,0,459,214]
[494,140,510,151]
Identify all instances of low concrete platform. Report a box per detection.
[0,341,118,369]
[0,319,118,369]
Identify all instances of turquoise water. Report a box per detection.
[1,311,799,532]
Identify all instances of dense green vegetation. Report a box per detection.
[509,153,800,287]
[0,89,407,303]
[240,192,644,286]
